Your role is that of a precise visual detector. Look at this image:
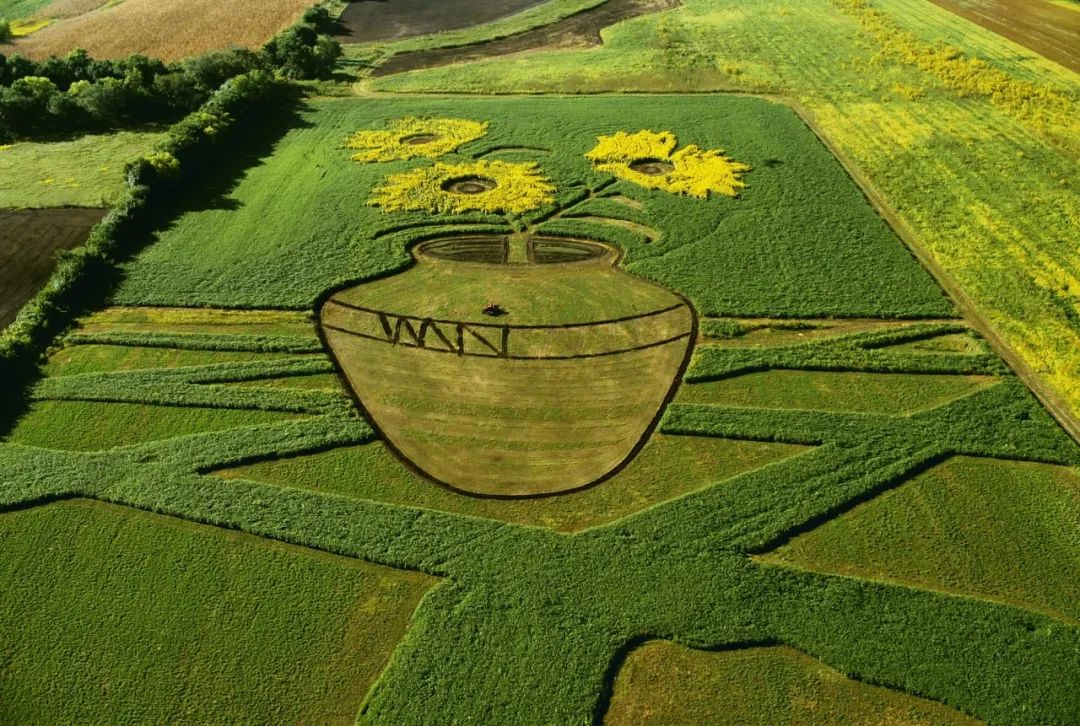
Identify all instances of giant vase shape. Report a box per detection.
[319,234,695,497]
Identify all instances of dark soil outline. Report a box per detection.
[369,0,683,78]
[322,318,691,360]
[323,296,685,330]
[313,233,699,501]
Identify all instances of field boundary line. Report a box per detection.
[780,97,1080,445]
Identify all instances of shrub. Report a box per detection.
[262,9,341,81]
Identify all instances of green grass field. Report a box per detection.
[0,0,51,21]
[0,130,164,209]
[0,499,434,723]
[112,95,951,319]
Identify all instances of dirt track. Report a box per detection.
[337,0,551,43]
[0,208,105,330]
[371,0,680,77]
[927,0,1080,73]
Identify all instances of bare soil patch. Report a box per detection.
[0,207,105,329]
[337,0,551,43]
[371,0,681,77]
[927,0,1080,72]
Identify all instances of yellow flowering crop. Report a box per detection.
[586,130,751,199]
[369,160,554,215]
[347,117,488,163]
[11,19,52,37]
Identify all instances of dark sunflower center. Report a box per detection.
[402,133,439,146]
[629,158,675,176]
[443,176,497,194]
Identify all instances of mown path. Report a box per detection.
[4,325,1078,723]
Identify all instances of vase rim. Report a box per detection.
[413,234,620,268]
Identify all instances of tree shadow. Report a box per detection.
[144,93,314,235]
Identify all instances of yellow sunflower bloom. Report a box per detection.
[586,129,751,199]
[369,160,555,215]
[346,117,488,163]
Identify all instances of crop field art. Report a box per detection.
[1,0,1079,724]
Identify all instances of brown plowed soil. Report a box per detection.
[337,0,551,43]
[0,0,312,61]
[927,0,1080,73]
[0,207,105,330]
[371,0,681,77]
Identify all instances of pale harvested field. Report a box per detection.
[0,0,313,60]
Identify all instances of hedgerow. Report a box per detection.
[0,68,288,412]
